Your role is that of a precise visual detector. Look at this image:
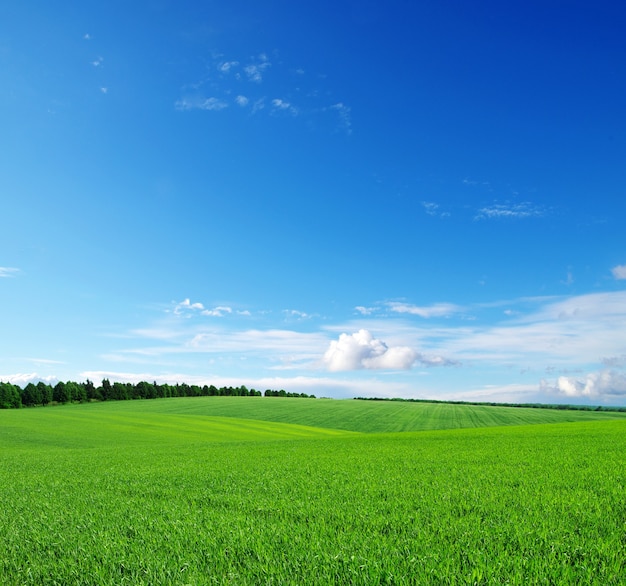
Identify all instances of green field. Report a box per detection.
[1,398,625,584]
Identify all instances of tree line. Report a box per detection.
[0,379,315,409]
[354,396,626,412]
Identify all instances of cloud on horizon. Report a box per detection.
[542,369,626,401]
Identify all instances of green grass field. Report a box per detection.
[1,398,625,584]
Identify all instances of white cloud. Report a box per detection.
[201,306,233,317]
[542,369,626,400]
[244,57,271,83]
[284,309,311,319]
[175,97,228,111]
[235,95,249,106]
[0,267,19,278]
[219,60,239,73]
[323,329,418,371]
[355,306,376,315]
[91,56,103,67]
[173,298,205,315]
[387,301,461,318]
[0,373,59,386]
[271,98,298,115]
[475,202,544,220]
[100,87,108,94]
[611,264,626,280]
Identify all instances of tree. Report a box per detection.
[53,381,68,403]
[22,383,43,406]
[101,378,112,401]
[0,382,21,408]
[37,382,52,405]
[67,381,86,403]
[83,379,98,401]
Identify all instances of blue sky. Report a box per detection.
[2,0,626,404]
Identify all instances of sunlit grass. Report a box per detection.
[1,399,625,584]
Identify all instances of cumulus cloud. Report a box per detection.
[387,301,461,318]
[235,95,249,106]
[173,298,205,315]
[542,370,626,399]
[611,264,626,280]
[0,267,19,278]
[323,329,418,371]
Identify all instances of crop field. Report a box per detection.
[1,398,625,585]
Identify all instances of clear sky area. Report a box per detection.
[2,0,625,403]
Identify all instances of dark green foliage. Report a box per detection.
[265,389,315,398]
[0,382,21,408]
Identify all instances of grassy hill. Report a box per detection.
[3,395,624,446]
[1,397,625,584]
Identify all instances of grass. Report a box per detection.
[1,398,625,584]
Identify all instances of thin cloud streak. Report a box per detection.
[0,267,19,278]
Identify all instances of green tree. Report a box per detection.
[53,381,68,403]
[68,381,86,403]
[22,383,43,406]
[37,382,52,405]
[101,378,111,400]
[0,382,22,408]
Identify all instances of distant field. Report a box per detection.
[3,395,623,438]
[1,398,625,584]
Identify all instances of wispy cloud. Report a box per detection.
[171,298,250,318]
[219,60,239,73]
[355,306,377,316]
[176,51,350,132]
[271,98,298,116]
[0,267,19,278]
[244,54,271,83]
[283,309,311,320]
[386,301,462,318]
[421,201,450,218]
[475,201,544,220]
[328,102,352,135]
[174,97,228,111]
[611,264,626,280]
[202,306,233,317]
[91,56,104,67]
